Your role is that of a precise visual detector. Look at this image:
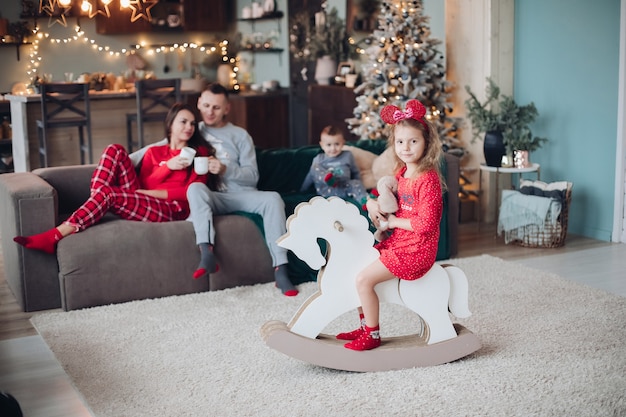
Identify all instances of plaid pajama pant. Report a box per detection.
[64,144,183,232]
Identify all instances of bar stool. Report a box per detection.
[36,83,93,168]
[126,78,182,152]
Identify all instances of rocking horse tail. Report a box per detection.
[444,265,472,319]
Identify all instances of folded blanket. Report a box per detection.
[519,179,570,206]
[497,190,562,235]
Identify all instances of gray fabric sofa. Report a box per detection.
[0,164,275,311]
[0,143,459,312]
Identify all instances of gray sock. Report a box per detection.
[197,243,217,274]
[274,264,297,295]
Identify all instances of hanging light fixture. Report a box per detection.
[80,0,112,19]
[39,0,154,23]
[40,0,72,27]
[126,0,158,23]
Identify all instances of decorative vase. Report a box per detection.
[513,150,531,168]
[315,55,336,85]
[483,130,506,167]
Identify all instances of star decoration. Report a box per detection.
[40,0,71,27]
[83,0,112,19]
[127,0,157,23]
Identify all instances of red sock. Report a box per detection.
[344,325,381,351]
[336,314,366,340]
[193,264,219,279]
[13,228,63,254]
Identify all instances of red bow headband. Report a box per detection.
[380,99,428,130]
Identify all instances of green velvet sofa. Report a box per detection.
[0,139,459,311]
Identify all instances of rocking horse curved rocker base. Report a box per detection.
[261,197,480,372]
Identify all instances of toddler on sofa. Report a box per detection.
[300,125,368,203]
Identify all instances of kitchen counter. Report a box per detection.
[6,89,178,172]
[6,87,290,172]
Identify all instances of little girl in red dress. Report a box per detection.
[337,99,445,351]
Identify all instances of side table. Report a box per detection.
[478,163,541,230]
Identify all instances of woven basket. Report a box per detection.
[504,184,572,248]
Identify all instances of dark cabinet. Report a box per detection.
[228,90,290,149]
[184,0,231,32]
[96,4,151,34]
[308,84,358,144]
[96,0,230,34]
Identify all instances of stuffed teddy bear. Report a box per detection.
[372,175,398,242]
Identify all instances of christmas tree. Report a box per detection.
[347,0,464,156]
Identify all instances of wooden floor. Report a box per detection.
[0,222,625,417]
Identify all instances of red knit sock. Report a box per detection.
[344,325,381,351]
[193,264,219,279]
[336,314,366,340]
[13,228,63,254]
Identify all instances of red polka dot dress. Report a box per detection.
[375,167,443,280]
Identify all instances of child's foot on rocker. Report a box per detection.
[274,264,298,296]
[193,243,219,279]
[344,325,381,351]
[336,327,364,341]
[336,314,366,340]
[13,228,63,254]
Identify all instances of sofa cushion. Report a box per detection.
[257,146,321,194]
[57,219,209,310]
[372,146,397,181]
[344,145,378,189]
[34,165,95,215]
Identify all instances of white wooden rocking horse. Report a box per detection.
[260,197,480,372]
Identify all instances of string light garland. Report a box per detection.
[25,24,238,90]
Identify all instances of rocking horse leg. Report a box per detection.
[443,265,472,318]
[288,294,360,339]
[398,266,458,345]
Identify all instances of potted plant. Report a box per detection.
[289,7,350,84]
[7,20,31,44]
[465,78,548,167]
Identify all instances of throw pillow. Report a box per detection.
[344,145,378,189]
[371,146,396,182]
[519,180,571,205]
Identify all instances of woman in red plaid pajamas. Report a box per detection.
[14,102,221,254]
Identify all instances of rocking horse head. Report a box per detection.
[277,197,375,271]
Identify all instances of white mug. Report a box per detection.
[345,73,358,88]
[179,147,196,163]
[194,156,210,175]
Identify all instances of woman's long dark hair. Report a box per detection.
[164,102,222,191]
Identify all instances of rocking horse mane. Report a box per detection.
[285,196,373,242]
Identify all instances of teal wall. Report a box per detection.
[514,0,621,241]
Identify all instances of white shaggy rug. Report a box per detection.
[31,255,626,417]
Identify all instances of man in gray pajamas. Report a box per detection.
[130,83,297,296]
[188,83,297,296]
